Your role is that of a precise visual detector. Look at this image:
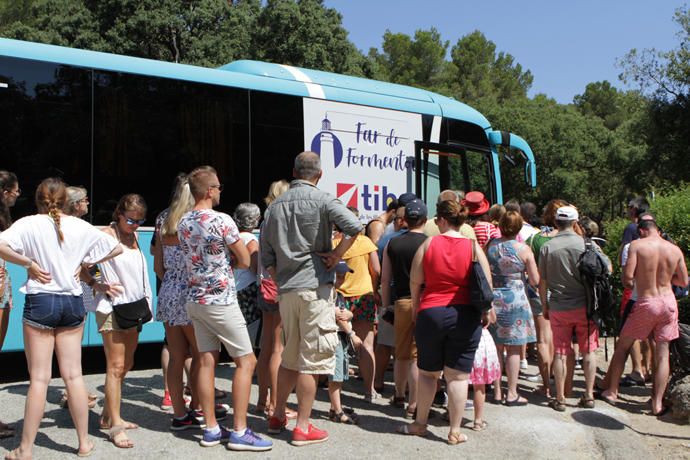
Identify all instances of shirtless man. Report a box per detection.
[599,218,688,415]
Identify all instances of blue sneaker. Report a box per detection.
[227,429,273,452]
[200,425,231,447]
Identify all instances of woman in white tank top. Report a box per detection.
[86,194,152,449]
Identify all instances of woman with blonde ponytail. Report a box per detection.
[152,175,204,431]
[0,177,123,459]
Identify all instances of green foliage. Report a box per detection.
[648,183,690,255]
[252,0,364,75]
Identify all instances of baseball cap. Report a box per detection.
[555,206,579,221]
[397,192,417,207]
[405,199,427,220]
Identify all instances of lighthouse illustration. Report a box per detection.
[310,115,344,168]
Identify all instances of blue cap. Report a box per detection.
[334,261,353,274]
[405,199,428,220]
[397,192,417,207]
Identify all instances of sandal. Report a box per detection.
[472,420,488,432]
[504,396,528,407]
[328,409,359,424]
[447,430,468,445]
[108,425,134,449]
[396,422,428,437]
[405,406,417,420]
[578,396,595,409]
[548,399,566,412]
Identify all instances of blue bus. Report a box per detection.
[0,38,536,352]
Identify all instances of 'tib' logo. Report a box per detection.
[311,116,344,168]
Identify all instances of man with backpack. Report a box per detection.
[539,206,608,412]
[598,217,688,416]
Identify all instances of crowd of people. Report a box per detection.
[0,152,687,457]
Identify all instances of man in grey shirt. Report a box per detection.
[538,206,602,412]
[261,151,362,446]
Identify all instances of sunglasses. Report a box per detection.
[125,217,146,226]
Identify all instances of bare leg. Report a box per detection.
[505,346,524,401]
[552,353,567,403]
[269,315,284,414]
[102,328,139,431]
[582,351,597,400]
[651,341,670,415]
[414,369,442,425]
[55,325,93,455]
[601,335,636,401]
[394,358,412,401]
[165,324,195,418]
[273,366,298,420]
[196,350,219,428]
[374,343,392,391]
[534,315,552,395]
[161,344,170,394]
[256,312,273,411]
[641,339,653,380]
[295,374,319,432]
[328,382,343,413]
[629,340,645,379]
[353,320,376,397]
[495,343,505,400]
[230,353,257,431]
[444,367,469,436]
[565,353,575,398]
[473,384,486,425]
[13,324,55,458]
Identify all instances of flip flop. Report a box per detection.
[594,391,617,407]
[447,431,468,445]
[504,396,528,407]
[109,425,134,449]
[471,420,488,432]
[396,422,428,437]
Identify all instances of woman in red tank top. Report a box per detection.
[397,200,493,445]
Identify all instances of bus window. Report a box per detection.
[93,70,250,223]
[0,56,91,220]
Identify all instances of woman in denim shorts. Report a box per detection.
[0,178,122,459]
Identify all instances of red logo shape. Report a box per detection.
[336,183,358,208]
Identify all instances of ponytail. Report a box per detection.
[35,177,67,244]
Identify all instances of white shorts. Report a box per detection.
[186,302,253,358]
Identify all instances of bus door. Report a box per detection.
[414,141,496,206]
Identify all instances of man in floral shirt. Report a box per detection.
[178,165,272,451]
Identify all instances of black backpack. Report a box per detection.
[578,238,615,334]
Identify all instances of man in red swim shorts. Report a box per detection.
[599,218,688,416]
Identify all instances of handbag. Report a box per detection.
[113,297,152,332]
[469,240,494,312]
[111,230,151,332]
[259,276,278,304]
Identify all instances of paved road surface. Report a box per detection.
[1,345,688,459]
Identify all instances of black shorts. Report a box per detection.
[415,304,482,373]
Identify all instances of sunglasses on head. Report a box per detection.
[125,217,146,226]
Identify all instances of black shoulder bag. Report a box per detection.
[112,231,152,332]
[469,239,494,312]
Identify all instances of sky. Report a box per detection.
[324,0,684,104]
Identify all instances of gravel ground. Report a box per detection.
[1,339,689,459]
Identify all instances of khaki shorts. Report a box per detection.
[186,302,254,358]
[96,311,125,333]
[279,285,339,374]
[394,298,417,360]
